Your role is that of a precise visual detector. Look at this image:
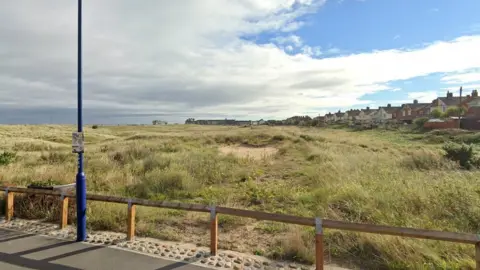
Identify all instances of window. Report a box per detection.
[407,110,411,116]
[402,111,405,116]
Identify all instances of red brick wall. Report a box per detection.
[424,120,458,129]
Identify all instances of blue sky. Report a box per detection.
[263,0,480,114]
[2,0,480,124]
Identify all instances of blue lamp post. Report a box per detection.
[75,0,87,242]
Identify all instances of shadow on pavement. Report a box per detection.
[0,251,82,270]
[0,228,104,270]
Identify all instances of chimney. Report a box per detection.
[446,91,453,98]
[472,90,478,97]
[413,99,418,104]
[387,104,391,108]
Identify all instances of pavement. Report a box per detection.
[0,228,208,270]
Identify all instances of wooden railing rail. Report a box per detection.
[1,186,479,269]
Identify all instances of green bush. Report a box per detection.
[0,151,16,165]
[413,117,429,129]
[442,142,476,169]
[92,125,99,129]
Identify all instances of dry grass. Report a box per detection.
[1,124,479,269]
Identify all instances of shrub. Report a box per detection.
[401,150,455,170]
[413,117,429,129]
[442,142,476,169]
[92,125,99,129]
[0,151,16,165]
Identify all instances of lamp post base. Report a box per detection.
[76,171,87,242]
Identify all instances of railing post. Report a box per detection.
[476,242,480,270]
[127,199,136,241]
[59,193,69,229]
[315,217,324,270]
[210,205,218,256]
[4,188,14,222]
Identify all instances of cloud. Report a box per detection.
[301,45,322,56]
[272,35,303,47]
[393,34,401,40]
[441,70,480,84]
[1,0,480,123]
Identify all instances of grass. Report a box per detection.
[0,124,480,269]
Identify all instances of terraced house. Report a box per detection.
[320,87,480,126]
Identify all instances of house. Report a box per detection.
[346,109,361,121]
[380,104,402,121]
[430,91,462,113]
[371,107,392,123]
[252,119,266,126]
[334,110,348,122]
[356,107,377,122]
[459,90,480,111]
[325,113,334,122]
[397,100,430,123]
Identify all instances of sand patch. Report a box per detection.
[219,145,277,160]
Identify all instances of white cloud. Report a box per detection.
[272,35,303,47]
[1,0,480,123]
[441,70,480,84]
[393,34,401,40]
[301,45,322,56]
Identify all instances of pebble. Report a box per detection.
[1,219,317,270]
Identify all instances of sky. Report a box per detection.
[1,0,480,124]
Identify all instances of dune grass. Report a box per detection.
[0,124,479,269]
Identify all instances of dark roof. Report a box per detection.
[335,112,346,117]
[347,110,361,116]
[439,97,462,106]
[403,103,430,110]
[325,113,333,117]
[381,106,402,113]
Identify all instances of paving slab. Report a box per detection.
[0,228,208,270]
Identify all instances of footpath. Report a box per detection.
[0,219,350,270]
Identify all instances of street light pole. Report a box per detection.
[76,0,87,242]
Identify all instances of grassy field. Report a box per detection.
[1,124,480,269]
